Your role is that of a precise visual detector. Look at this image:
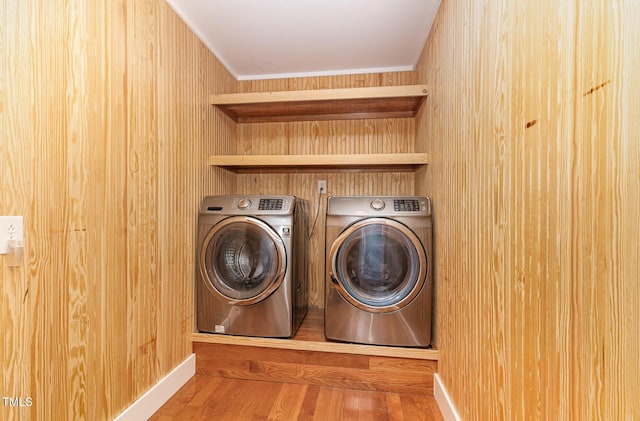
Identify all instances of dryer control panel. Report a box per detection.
[327,196,432,217]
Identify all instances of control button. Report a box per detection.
[238,198,252,209]
[370,199,386,211]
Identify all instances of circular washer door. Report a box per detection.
[200,216,286,305]
[329,217,427,313]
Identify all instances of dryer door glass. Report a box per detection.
[202,216,286,304]
[331,218,427,312]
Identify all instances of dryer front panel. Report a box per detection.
[329,218,427,313]
[200,216,286,305]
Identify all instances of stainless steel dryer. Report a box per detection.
[325,196,433,347]
[197,195,308,338]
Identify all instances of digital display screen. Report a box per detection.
[393,199,420,212]
[258,199,283,210]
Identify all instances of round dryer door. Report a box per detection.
[200,216,286,305]
[329,218,427,312]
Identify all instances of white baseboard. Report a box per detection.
[434,373,462,421]
[113,353,196,421]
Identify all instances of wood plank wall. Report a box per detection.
[236,74,418,308]
[0,1,235,419]
[415,0,640,419]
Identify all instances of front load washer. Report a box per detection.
[325,196,433,347]
[197,195,308,338]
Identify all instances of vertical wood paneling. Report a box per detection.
[415,0,640,419]
[1,2,36,419]
[236,73,416,308]
[572,1,640,419]
[85,2,131,419]
[126,0,160,398]
[66,1,90,419]
[0,1,235,419]
[619,3,640,416]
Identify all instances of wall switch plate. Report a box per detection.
[0,216,23,254]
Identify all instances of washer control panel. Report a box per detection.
[200,195,294,215]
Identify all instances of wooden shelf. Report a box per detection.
[210,85,429,123]
[208,152,429,173]
[192,309,439,361]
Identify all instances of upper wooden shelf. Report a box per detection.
[209,153,429,174]
[210,85,429,123]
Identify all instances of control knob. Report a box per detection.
[370,199,385,211]
[237,198,252,209]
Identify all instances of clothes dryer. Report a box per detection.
[197,195,308,337]
[325,196,433,347]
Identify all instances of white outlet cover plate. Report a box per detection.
[0,216,24,254]
[318,180,327,193]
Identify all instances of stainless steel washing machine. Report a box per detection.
[197,195,308,338]
[325,196,433,347]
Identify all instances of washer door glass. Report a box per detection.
[331,218,427,312]
[201,216,286,305]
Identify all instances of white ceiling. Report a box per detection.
[165,0,441,81]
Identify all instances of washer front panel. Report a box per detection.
[200,216,286,305]
[329,217,427,312]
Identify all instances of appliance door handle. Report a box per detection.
[329,272,339,285]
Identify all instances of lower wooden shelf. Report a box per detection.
[208,152,429,174]
[192,308,438,361]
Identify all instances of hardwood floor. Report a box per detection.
[150,373,444,420]
[151,309,442,420]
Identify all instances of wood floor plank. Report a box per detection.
[386,392,405,421]
[342,389,362,420]
[188,375,226,408]
[198,377,239,420]
[267,383,308,421]
[398,393,444,421]
[312,387,344,420]
[152,375,199,418]
[231,379,281,420]
[149,374,224,419]
[299,384,322,420]
[357,389,390,421]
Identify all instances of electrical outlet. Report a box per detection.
[318,180,327,193]
[0,216,23,254]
